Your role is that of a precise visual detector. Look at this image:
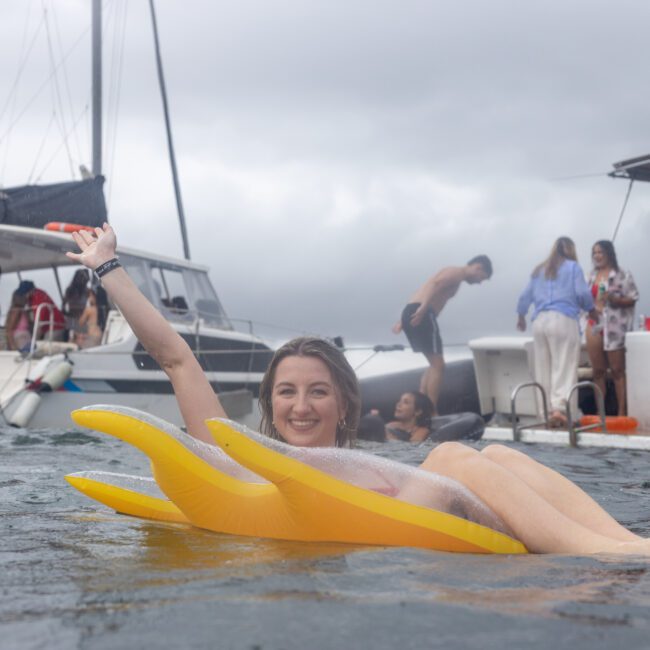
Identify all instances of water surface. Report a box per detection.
[2,425,650,649]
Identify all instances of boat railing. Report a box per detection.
[27,303,56,358]
[510,381,549,441]
[566,381,607,446]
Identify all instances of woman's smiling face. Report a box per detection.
[592,244,608,269]
[271,355,345,447]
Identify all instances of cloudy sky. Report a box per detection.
[1,0,649,349]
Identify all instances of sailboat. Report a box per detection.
[0,1,273,429]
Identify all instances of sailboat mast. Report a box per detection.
[91,0,102,178]
[149,0,191,261]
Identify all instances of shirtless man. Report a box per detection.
[393,256,493,413]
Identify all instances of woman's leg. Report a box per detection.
[547,313,579,416]
[586,325,608,405]
[418,442,641,553]
[532,314,552,420]
[606,348,627,416]
[480,444,638,541]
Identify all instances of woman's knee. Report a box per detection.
[481,444,540,475]
[480,444,517,463]
[421,441,474,472]
[591,366,607,381]
[610,367,625,382]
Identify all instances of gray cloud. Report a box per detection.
[1,0,649,348]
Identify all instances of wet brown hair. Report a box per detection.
[259,336,360,447]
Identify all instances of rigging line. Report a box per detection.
[611,178,634,243]
[0,24,89,148]
[229,317,323,337]
[33,104,88,183]
[0,5,45,126]
[0,3,43,183]
[42,0,76,178]
[107,0,128,206]
[27,111,56,184]
[548,171,608,182]
[51,0,84,165]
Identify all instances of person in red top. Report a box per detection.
[15,280,66,341]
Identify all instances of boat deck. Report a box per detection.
[483,426,650,451]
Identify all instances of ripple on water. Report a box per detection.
[2,426,650,650]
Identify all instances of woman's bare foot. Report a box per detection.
[549,410,568,429]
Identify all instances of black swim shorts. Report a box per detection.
[401,303,443,357]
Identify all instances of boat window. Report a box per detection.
[183,270,231,329]
[120,254,158,306]
[151,266,192,320]
[0,268,63,325]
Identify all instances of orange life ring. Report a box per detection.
[44,222,96,233]
[579,415,639,434]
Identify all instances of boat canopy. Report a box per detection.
[0,224,230,328]
[0,177,107,229]
[609,154,650,182]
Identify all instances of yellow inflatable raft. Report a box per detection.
[66,406,526,555]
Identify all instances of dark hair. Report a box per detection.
[10,289,27,308]
[592,240,619,272]
[258,336,360,447]
[533,236,576,279]
[405,391,434,428]
[467,255,493,278]
[66,269,90,299]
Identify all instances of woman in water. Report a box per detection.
[516,237,599,428]
[586,240,639,416]
[67,224,648,555]
[384,391,433,442]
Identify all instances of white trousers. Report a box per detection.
[532,310,580,414]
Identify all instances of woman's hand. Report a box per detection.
[516,314,526,332]
[66,223,116,270]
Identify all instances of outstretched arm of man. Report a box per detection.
[66,224,225,444]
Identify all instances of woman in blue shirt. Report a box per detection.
[517,237,598,427]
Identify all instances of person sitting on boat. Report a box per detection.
[586,240,639,416]
[15,280,66,342]
[516,237,599,428]
[74,291,103,349]
[66,224,650,554]
[392,256,492,415]
[5,290,33,352]
[62,269,91,338]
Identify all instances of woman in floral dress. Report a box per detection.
[586,240,639,416]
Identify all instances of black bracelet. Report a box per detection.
[94,257,121,278]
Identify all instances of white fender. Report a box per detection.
[9,392,42,428]
[39,360,73,392]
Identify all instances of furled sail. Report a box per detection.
[0,176,107,229]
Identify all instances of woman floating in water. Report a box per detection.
[67,224,649,555]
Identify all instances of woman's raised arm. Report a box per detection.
[66,224,225,444]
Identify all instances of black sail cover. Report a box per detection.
[0,176,107,229]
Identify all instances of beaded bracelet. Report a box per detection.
[94,257,121,279]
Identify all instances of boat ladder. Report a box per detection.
[566,381,607,446]
[510,381,549,441]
